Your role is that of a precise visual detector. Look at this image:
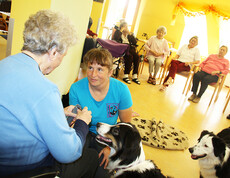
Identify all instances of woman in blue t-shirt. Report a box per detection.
[69,48,133,178]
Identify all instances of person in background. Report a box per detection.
[87,17,97,39]
[81,17,97,63]
[69,48,133,177]
[112,21,141,85]
[145,26,170,85]
[0,10,98,177]
[188,45,229,103]
[159,36,200,91]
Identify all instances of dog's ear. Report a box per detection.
[198,130,211,142]
[213,136,226,159]
[119,129,142,163]
[123,129,141,149]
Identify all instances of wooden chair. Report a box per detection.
[184,69,227,107]
[159,50,197,94]
[159,52,174,84]
[223,87,230,113]
[138,49,147,75]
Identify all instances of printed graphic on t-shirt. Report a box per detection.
[107,103,119,117]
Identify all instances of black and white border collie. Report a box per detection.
[96,122,166,178]
[189,127,230,178]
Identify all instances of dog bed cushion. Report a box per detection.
[131,117,189,150]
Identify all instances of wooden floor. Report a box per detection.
[79,63,230,178]
[120,63,230,178]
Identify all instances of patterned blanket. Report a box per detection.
[131,117,189,150]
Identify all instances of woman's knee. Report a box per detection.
[155,60,162,67]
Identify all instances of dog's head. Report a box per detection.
[96,122,145,168]
[189,130,226,161]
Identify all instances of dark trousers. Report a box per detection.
[81,38,96,63]
[2,148,98,178]
[56,148,99,178]
[163,60,190,84]
[84,132,111,178]
[191,70,219,98]
[124,46,140,75]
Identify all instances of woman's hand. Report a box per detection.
[98,146,111,169]
[184,62,190,66]
[76,107,92,125]
[211,71,220,76]
[64,105,77,118]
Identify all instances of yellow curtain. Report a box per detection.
[171,2,230,25]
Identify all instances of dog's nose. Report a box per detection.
[188,147,194,153]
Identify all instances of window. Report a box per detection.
[219,17,230,60]
[179,15,208,57]
[102,0,138,39]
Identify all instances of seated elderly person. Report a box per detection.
[188,45,229,103]
[112,21,141,85]
[145,26,170,85]
[0,10,98,177]
[160,36,200,91]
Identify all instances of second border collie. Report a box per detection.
[96,122,166,178]
[189,127,230,178]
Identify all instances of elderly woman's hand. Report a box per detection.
[211,71,220,76]
[99,146,111,169]
[64,105,77,118]
[76,107,92,125]
[184,62,190,66]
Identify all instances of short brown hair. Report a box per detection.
[83,48,113,71]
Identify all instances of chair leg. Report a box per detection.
[208,86,218,106]
[214,85,223,103]
[223,94,230,113]
[183,74,191,94]
[226,88,230,99]
[185,73,194,96]
[138,60,145,75]
[157,67,163,80]
[159,68,168,85]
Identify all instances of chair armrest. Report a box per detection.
[190,64,200,72]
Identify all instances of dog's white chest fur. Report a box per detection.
[199,157,220,178]
[114,160,155,177]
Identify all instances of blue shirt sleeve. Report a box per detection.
[34,89,86,163]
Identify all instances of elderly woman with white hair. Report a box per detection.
[0,10,98,177]
[160,36,201,91]
[145,26,170,85]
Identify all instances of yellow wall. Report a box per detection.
[206,13,220,54]
[10,0,51,55]
[10,0,93,95]
[97,0,110,37]
[48,0,93,95]
[90,1,104,33]
[135,0,185,49]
